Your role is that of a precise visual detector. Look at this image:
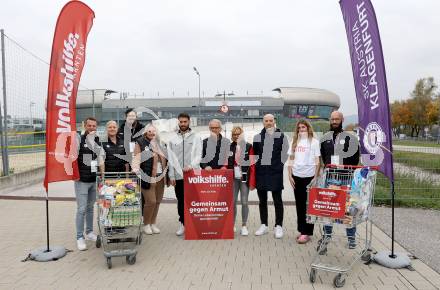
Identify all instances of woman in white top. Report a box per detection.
[287,120,320,244]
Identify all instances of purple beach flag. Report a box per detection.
[340,0,394,181]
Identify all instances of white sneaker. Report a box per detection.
[176,223,185,236]
[274,225,284,239]
[241,226,249,236]
[255,224,268,236]
[77,238,87,251]
[85,232,97,241]
[151,224,160,234]
[143,224,153,235]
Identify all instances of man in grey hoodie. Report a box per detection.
[167,113,202,236]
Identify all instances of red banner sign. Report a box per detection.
[44,1,95,191]
[184,169,234,240]
[307,187,347,219]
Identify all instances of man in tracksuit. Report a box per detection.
[167,113,202,236]
[75,117,104,251]
[320,111,360,249]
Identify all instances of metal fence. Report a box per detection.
[0,29,48,176]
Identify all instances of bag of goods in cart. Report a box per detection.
[347,168,376,221]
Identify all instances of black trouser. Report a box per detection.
[175,179,185,224]
[293,175,315,236]
[257,189,284,227]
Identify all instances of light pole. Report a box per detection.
[193,67,201,125]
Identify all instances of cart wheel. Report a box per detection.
[126,255,136,265]
[106,257,112,269]
[309,268,317,283]
[333,274,346,288]
[361,252,371,262]
[96,235,101,248]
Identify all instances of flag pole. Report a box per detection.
[389,181,396,258]
[45,192,50,253]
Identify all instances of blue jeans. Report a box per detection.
[74,181,97,240]
[323,225,356,243]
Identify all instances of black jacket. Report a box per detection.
[227,141,252,182]
[118,120,144,142]
[136,137,168,189]
[78,133,102,183]
[200,134,231,169]
[320,130,360,166]
[252,128,289,191]
[102,136,127,173]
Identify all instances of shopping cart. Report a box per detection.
[306,165,378,288]
[95,172,143,269]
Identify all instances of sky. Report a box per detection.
[1,0,439,116]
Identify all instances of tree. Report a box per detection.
[408,77,437,137]
[344,123,357,132]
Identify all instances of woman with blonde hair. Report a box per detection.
[102,120,129,173]
[132,124,168,235]
[227,126,256,236]
[287,120,320,244]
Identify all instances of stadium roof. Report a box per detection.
[273,87,340,107]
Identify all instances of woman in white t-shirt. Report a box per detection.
[287,120,320,244]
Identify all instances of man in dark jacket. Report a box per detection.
[75,117,104,251]
[200,119,230,170]
[253,114,289,239]
[320,111,360,249]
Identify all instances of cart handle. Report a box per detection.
[325,164,379,170]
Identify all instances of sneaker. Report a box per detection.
[176,223,185,236]
[255,224,268,236]
[151,224,160,234]
[297,235,311,244]
[143,224,153,235]
[274,225,284,239]
[240,226,249,236]
[348,240,357,249]
[85,232,97,241]
[77,238,87,251]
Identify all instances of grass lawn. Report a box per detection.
[373,151,440,209]
[393,139,440,148]
[374,172,440,209]
[393,151,440,174]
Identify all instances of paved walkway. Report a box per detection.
[1,200,439,290]
[373,207,440,274]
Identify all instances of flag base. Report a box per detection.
[373,250,412,269]
[27,246,68,262]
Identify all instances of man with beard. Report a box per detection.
[167,113,202,236]
[320,111,360,249]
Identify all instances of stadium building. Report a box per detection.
[76,87,340,129]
